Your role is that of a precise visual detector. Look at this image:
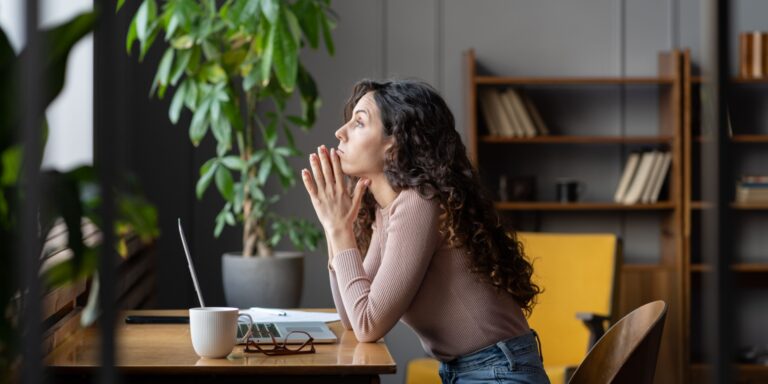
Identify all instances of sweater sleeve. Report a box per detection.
[326,233,353,329]
[331,191,441,342]
[329,269,353,329]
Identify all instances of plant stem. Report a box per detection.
[242,91,256,257]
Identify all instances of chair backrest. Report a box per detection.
[518,232,620,368]
[568,300,668,384]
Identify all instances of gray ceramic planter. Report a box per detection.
[221,251,303,309]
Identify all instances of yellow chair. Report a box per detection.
[405,232,619,384]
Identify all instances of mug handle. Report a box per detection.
[237,313,254,344]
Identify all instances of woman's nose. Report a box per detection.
[335,126,346,141]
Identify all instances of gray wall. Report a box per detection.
[121,1,768,383]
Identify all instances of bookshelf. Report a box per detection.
[682,49,768,383]
[465,49,685,384]
[495,201,675,211]
[480,135,673,144]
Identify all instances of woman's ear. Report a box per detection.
[383,136,396,153]
[381,139,396,164]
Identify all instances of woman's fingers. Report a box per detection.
[309,153,326,192]
[301,168,317,199]
[330,148,345,189]
[317,146,335,192]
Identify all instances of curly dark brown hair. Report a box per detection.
[342,79,541,316]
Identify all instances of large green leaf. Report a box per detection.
[169,80,187,124]
[259,21,276,87]
[196,159,218,199]
[292,0,320,49]
[135,0,157,43]
[272,8,299,92]
[260,0,279,24]
[214,165,234,201]
[170,48,192,86]
[150,47,174,97]
[296,63,319,127]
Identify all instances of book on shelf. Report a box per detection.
[736,175,768,203]
[497,89,526,136]
[489,89,519,136]
[752,31,764,78]
[503,89,537,137]
[646,152,672,203]
[521,93,550,135]
[614,151,641,203]
[479,89,503,136]
[639,151,664,203]
[479,88,549,137]
[619,149,670,205]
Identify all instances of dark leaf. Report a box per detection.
[215,165,235,201]
[189,97,211,145]
[169,80,187,124]
[170,48,192,85]
[260,0,279,23]
[257,155,272,185]
[320,8,335,55]
[220,155,245,171]
[292,0,319,48]
[196,159,218,199]
[126,14,138,53]
[272,9,298,92]
[259,21,276,87]
[136,0,157,43]
[150,47,174,97]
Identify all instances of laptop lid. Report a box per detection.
[178,218,205,307]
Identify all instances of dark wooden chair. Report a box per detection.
[568,300,667,384]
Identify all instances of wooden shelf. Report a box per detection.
[495,202,675,211]
[692,134,768,143]
[475,76,675,85]
[690,202,768,210]
[690,263,768,273]
[732,202,768,210]
[691,363,768,378]
[731,134,768,143]
[480,135,673,144]
[733,77,768,84]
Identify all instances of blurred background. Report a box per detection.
[2,0,765,383]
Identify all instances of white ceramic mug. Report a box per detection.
[189,307,253,358]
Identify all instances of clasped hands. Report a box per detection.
[301,145,370,236]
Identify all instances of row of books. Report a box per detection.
[479,88,550,137]
[736,175,768,203]
[614,150,672,205]
[739,31,768,79]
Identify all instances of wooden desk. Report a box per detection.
[47,309,396,383]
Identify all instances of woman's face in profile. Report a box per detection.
[334,91,393,178]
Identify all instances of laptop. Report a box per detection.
[178,218,338,344]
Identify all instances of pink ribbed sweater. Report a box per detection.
[328,189,530,361]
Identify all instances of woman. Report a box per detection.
[301,79,548,384]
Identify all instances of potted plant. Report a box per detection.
[120,0,336,308]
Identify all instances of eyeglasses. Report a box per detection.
[243,330,316,356]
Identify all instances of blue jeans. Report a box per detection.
[438,330,550,384]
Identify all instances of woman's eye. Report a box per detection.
[355,120,363,127]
